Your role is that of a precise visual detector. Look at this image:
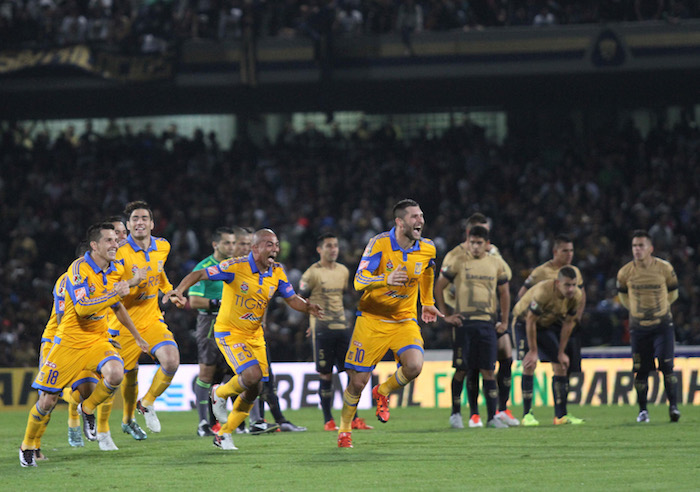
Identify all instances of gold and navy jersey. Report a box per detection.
[513,279,582,329]
[204,252,296,335]
[440,243,511,309]
[109,235,173,331]
[57,252,124,348]
[300,261,349,330]
[41,272,68,344]
[354,227,436,322]
[523,260,584,289]
[444,254,509,322]
[616,257,678,328]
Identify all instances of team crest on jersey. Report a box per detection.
[386,260,394,272]
[414,262,422,275]
[157,260,164,273]
[269,286,276,298]
[73,274,83,284]
[241,282,249,294]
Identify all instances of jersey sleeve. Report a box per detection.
[68,265,121,317]
[665,262,679,291]
[354,237,385,292]
[54,275,67,315]
[204,260,236,283]
[419,258,436,307]
[159,270,174,294]
[616,265,629,294]
[439,251,458,282]
[277,265,295,299]
[298,267,316,298]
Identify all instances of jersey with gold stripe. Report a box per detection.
[440,243,511,310]
[109,235,173,331]
[41,272,68,343]
[513,279,582,328]
[523,260,584,289]
[300,261,349,331]
[354,227,436,322]
[204,252,296,334]
[443,254,509,322]
[57,252,124,348]
[616,257,678,328]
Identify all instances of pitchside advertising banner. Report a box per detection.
[2,357,700,411]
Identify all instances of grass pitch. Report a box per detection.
[3,405,698,491]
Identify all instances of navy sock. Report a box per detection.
[522,374,534,416]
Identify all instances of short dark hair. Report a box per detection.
[75,241,89,257]
[233,226,253,238]
[553,234,572,248]
[468,225,489,241]
[558,266,577,280]
[86,222,115,245]
[393,199,419,219]
[632,229,652,241]
[212,227,234,243]
[105,215,125,225]
[466,213,488,230]
[317,232,337,246]
[124,200,153,221]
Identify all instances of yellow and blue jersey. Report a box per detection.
[203,252,295,335]
[109,235,173,331]
[56,251,124,348]
[41,272,68,344]
[354,227,436,322]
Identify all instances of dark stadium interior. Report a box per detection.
[1,7,699,366]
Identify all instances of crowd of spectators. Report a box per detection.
[1,110,700,367]
[1,0,698,53]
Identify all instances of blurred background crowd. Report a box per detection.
[1,111,699,367]
[1,0,698,53]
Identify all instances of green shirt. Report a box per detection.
[189,255,224,314]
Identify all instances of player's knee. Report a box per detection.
[659,361,674,375]
[104,371,124,388]
[452,370,466,383]
[242,365,263,387]
[38,392,59,413]
[348,372,370,394]
[401,360,423,380]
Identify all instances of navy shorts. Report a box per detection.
[452,320,497,371]
[314,328,351,374]
[514,319,563,364]
[631,319,675,374]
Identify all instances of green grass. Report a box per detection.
[3,405,698,491]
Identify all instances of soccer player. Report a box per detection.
[513,266,583,426]
[337,199,443,448]
[164,228,323,450]
[188,227,237,437]
[436,226,511,428]
[517,234,586,377]
[299,233,372,431]
[435,213,519,429]
[108,201,180,438]
[616,230,680,423]
[19,222,148,467]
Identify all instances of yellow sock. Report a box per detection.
[216,375,247,400]
[379,367,409,396]
[82,380,117,414]
[339,390,360,432]
[22,403,51,450]
[97,393,115,433]
[141,367,175,407]
[32,413,52,448]
[220,396,254,434]
[61,388,82,427]
[122,370,139,424]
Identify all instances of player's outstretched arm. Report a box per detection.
[285,294,324,319]
[163,269,208,307]
[113,302,149,353]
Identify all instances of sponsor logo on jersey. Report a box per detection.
[58,300,65,312]
[530,300,539,311]
[239,313,262,322]
[385,291,409,299]
[299,280,308,291]
[73,274,83,284]
[241,282,249,294]
[45,361,57,369]
[75,287,87,300]
[206,266,219,276]
[353,340,362,347]
[57,285,65,296]
[358,260,369,271]
[283,285,293,295]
